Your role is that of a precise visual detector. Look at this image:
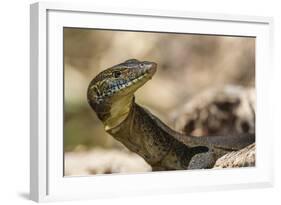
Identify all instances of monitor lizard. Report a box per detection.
[87,59,255,171]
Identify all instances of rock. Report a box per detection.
[172,85,256,169]
[214,143,255,168]
[64,148,151,176]
[172,85,255,137]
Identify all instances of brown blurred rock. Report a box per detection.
[172,85,255,137]
[64,148,151,176]
[214,143,255,168]
[172,85,255,168]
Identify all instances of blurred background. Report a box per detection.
[64,28,255,176]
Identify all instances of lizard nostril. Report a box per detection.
[147,63,157,74]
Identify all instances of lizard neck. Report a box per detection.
[103,95,135,131]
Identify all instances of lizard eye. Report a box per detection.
[139,63,145,68]
[113,71,121,78]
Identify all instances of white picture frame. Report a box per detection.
[30,2,274,202]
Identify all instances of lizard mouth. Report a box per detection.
[111,63,157,96]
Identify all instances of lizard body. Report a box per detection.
[87,59,255,170]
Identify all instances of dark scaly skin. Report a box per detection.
[87,59,255,171]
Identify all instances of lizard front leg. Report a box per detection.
[187,150,216,169]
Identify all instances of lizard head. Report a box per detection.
[87,59,157,106]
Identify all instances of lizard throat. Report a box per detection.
[103,95,134,131]
[102,73,151,131]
